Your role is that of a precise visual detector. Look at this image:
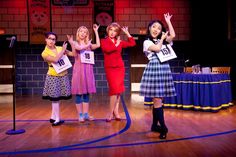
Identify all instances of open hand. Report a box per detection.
[67,35,74,43]
[121,26,128,33]
[121,26,131,37]
[62,41,68,52]
[161,31,169,40]
[93,24,100,32]
[164,12,173,24]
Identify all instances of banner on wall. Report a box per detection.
[94,0,114,39]
[52,0,89,6]
[28,0,51,44]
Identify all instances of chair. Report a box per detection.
[184,67,193,73]
[211,67,231,74]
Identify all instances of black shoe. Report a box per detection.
[151,124,161,133]
[52,120,65,126]
[49,119,55,123]
[159,127,168,139]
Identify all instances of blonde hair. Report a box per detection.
[76,26,90,44]
[106,22,121,37]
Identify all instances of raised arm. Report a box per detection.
[91,24,100,50]
[74,41,91,51]
[148,31,168,53]
[121,26,132,38]
[164,12,175,43]
[43,42,67,63]
[67,35,77,57]
[120,26,136,48]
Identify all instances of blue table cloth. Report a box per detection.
[144,73,233,112]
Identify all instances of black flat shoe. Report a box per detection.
[159,132,167,139]
[151,124,161,133]
[159,127,168,139]
[49,119,55,123]
[52,120,64,126]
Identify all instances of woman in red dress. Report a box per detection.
[100,22,136,122]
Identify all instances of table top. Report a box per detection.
[172,73,231,84]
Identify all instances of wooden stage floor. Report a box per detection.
[0,94,236,157]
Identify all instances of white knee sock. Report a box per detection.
[52,102,60,123]
[51,105,56,120]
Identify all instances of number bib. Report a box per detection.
[80,50,95,64]
[51,55,72,74]
[157,44,177,62]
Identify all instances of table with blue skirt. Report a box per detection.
[144,73,233,112]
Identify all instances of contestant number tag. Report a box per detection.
[80,50,95,64]
[52,55,72,74]
[157,44,177,62]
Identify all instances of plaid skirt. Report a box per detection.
[42,74,72,101]
[140,58,176,98]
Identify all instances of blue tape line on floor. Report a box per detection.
[0,95,131,155]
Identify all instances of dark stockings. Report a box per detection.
[152,107,168,139]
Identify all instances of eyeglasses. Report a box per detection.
[47,37,56,42]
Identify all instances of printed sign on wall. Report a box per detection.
[94,0,114,39]
[28,0,51,44]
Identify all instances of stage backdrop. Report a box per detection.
[28,0,51,44]
[52,0,89,6]
[94,0,114,38]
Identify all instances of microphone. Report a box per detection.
[9,36,16,48]
[184,59,190,72]
[184,59,190,69]
[184,59,189,63]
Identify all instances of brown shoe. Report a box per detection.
[106,118,112,122]
[113,112,121,121]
